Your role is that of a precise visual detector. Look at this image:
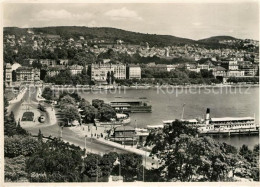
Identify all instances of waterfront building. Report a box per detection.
[221,61,239,70]
[91,63,114,82]
[227,70,245,77]
[5,63,12,87]
[113,64,126,79]
[69,65,84,75]
[16,67,40,82]
[127,64,141,79]
[112,126,137,146]
[91,63,126,82]
[212,65,227,77]
[239,63,258,76]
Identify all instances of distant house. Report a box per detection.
[166,65,177,72]
[147,63,167,71]
[213,65,227,77]
[69,65,84,75]
[45,34,61,40]
[59,59,69,65]
[47,65,66,77]
[39,59,57,67]
[227,70,245,77]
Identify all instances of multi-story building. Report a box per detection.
[69,65,84,75]
[239,65,258,76]
[227,70,245,77]
[91,63,114,82]
[16,67,40,82]
[127,64,141,79]
[5,63,12,87]
[113,64,126,79]
[91,63,126,82]
[221,61,239,70]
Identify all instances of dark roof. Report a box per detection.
[16,66,33,71]
[115,126,135,132]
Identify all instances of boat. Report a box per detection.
[116,113,131,124]
[163,108,259,135]
[93,113,131,127]
[110,100,152,113]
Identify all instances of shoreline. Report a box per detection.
[47,83,259,91]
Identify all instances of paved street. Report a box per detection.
[7,85,158,168]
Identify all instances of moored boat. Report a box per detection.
[162,108,259,135]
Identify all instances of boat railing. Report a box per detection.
[211,121,255,126]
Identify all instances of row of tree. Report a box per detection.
[41,89,117,124]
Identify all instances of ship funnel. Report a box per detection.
[206,108,210,125]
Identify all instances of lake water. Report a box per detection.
[79,86,259,149]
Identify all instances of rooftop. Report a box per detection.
[115,126,135,131]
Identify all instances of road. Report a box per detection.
[7,85,159,168]
[9,85,128,154]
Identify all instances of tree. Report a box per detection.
[62,104,80,123]
[111,71,115,84]
[98,103,116,122]
[5,155,28,182]
[42,87,54,101]
[26,138,84,182]
[239,145,254,163]
[4,111,28,137]
[92,99,104,109]
[5,135,40,158]
[82,105,97,123]
[78,98,90,109]
[106,71,111,84]
[82,153,102,180]
[145,120,245,182]
[32,60,42,69]
[12,70,17,81]
[60,95,76,109]
[111,153,143,182]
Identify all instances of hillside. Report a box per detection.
[4,26,196,46]
[198,36,239,43]
[4,26,244,48]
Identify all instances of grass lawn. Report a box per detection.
[21,112,34,121]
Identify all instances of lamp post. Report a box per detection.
[143,152,146,182]
[91,127,93,153]
[123,125,126,148]
[84,135,87,155]
[60,125,63,139]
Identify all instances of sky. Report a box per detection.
[2,1,259,40]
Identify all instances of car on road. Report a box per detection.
[39,115,45,123]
